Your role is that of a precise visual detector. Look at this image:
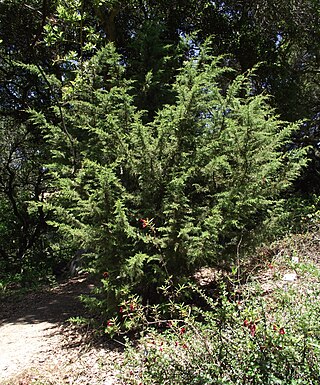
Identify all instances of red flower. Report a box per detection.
[180,327,186,334]
[250,323,256,337]
[182,343,188,349]
[139,218,148,228]
[130,303,135,311]
[107,320,113,326]
[279,328,285,335]
[273,324,278,331]
[103,272,109,278]
[119,306,124,313]
[243,319,250,327]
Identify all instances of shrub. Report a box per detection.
[120,277,320,385]
[38,40,308,323]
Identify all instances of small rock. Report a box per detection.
[283,272,297,281]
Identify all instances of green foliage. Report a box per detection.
[0,0,318,299]
[275,195,320,235]
[36,39,308,326]
[0,117,50,280]
[120,275,320,385]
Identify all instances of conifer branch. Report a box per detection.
[35,64,77,174]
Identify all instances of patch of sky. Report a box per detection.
[198,106,230,122]
[178,29,201,59]
[9,148,26,170]
[275,33,283,48]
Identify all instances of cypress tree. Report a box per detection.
[38,41,308,316]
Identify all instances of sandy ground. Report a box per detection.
[0,276,122,384]
[0,321,62,379]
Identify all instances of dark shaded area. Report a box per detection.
[0,275,93,326]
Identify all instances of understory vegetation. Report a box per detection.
[119,230,320,385]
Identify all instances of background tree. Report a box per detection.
[0,1,54,279]
[0,118,48,277]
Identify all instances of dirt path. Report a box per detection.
[0,276,122,384]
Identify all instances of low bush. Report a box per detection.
[119,258,320,385]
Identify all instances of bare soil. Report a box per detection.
[0,276,123,385]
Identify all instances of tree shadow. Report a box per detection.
[0,275,93,326]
